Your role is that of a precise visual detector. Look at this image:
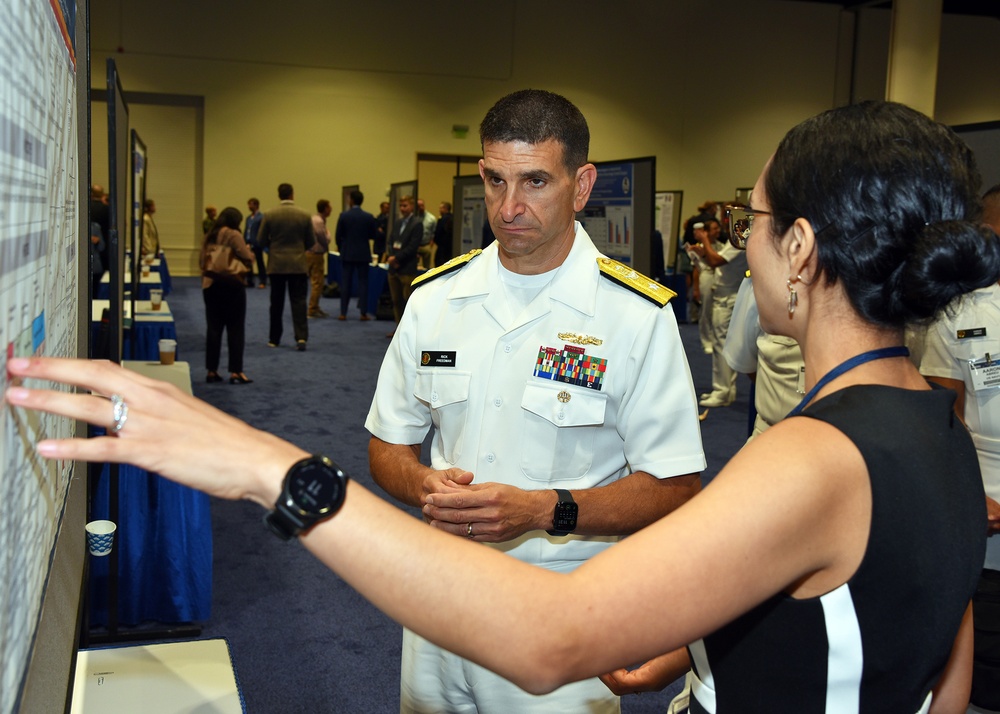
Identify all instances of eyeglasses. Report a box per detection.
[724,204,771,250]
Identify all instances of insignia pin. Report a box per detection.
[557,391,571,403]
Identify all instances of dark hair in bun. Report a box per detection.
[765,100,1000,328]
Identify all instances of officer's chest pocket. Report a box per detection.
[414,371,471,464]
[519,381,608,483]
[950,336,1000,364]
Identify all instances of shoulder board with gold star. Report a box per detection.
[411,249,483,289]
[597,257,675,307]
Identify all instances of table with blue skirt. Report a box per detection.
[88,361,212,626]
[98,272,164,301]
[91,299,178,362]
[124,253,173,295]
[326,252,388,312]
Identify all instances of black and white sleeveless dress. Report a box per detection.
[689,385,985,714]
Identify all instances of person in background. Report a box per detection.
[202,205,218,236]
[374,201,390,260]
[244,198,266,289]
[200,207,254,385]
[89,221,105,297]
[8,100,995,714]
[334,189,377,321]
[308,199,332,319]
[90,184,110,281]
[919,183,1000,714]
[384,194,423,336]
[415,198,438,269]
[690,216,746,408]
[683,214,715,354]
[257,183,314,351]
[434,201,455,265]
[141,198,159,257]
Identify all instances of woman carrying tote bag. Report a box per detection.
[201,206,255,384]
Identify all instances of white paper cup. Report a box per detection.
[141,263,151,277]
[86,520,116,556]
[150,289,163,310]
[158,338,177,365]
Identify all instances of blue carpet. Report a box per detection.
[160,276,750,712]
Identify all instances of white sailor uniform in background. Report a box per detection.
[920,283,1000,711]
[366,222,706,714]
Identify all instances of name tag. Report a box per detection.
[421,351,456,367]
[968,355,1000,391]
[957,327,987,339]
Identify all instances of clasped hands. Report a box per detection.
[420,469,547,543]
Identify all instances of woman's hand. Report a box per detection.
[5,357,304,508]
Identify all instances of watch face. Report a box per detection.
[289,461,343,516]
[554,502,578,530]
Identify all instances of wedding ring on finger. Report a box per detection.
[111,394,129,434]
[467,522,474,539]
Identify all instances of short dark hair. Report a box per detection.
[278,183,293,200]
[350,190,364,206]
[765,100,1000,328]
[440,201,452,212]
[479,89,589,173]
[205,206,244,243]
[248,197,259,207]
[143,198,154,211]
[317,199,331,214]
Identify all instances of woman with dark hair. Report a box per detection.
[201,206,254,384]
[9,100,1000,711]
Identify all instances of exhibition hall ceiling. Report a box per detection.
[784,0,1000,19]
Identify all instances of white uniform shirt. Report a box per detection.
[920,283,1000,569]
[711,243,748,299]
[724,278,804,434]
[366,223,706,569]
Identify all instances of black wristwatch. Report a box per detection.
[265,455,349,540]
[546,488,578,536]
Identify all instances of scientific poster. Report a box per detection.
[581,162,634,263]
[460,182,486,255]
[655,191,681,268]
[0,0,79,710]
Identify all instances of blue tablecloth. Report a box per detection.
[156,254,173,295]
[90,315,178,361]
[327,254,388,311]
[89,462,213,626]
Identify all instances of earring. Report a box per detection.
[787,278,798,316]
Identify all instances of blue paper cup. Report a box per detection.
[85,520,116,557]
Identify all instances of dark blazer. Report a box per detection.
[335,206,377,263]
[257,201,315,274]
[388,214,424,275]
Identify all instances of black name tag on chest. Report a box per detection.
[957,327,987,339]
[421,351,456,367]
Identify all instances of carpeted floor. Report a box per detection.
[147,276,751,713]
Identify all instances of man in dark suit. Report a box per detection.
[386,194,423,332]
[374,201,390,259]
[334,189,378,321]
[89,184,110,296]
[434,201,455,265]
[257,183,315,351]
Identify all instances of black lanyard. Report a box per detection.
[787,346,910,418]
